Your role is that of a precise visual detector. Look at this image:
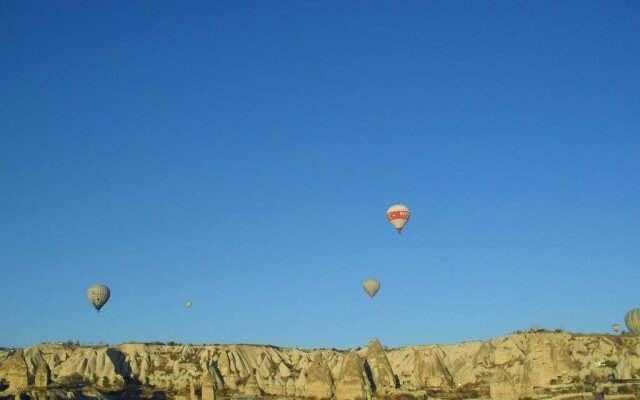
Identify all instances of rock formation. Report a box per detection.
[335,350,372,400]
[201,366,216,400]
[489,367,518,400]
[189,377,196,400]
[2,351,29,392]
[363,339,395,390]
[301,352,334,399]
[242,372,261,396]
[34,361,51,388]
[1,332,640,399]
[390,346,453,391]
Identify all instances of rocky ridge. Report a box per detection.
[1,333,639,399]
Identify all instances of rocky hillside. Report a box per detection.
[1,332,640,400]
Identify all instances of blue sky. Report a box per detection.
[1,1,638,349]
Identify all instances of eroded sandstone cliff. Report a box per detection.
[1,332,639,400]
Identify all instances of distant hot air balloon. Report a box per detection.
[625,309,640,335]
[362,278,380,299]
[612,323,620,334]
[387,205,410,234]
[87,284,110,312]
[186,301,192,308]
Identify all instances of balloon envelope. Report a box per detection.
[362,278,381,299]
[186,301,192,308]
[387,205,410,234]
[87,284,110,312]
[625,309,640,334]
[612,323,620,333]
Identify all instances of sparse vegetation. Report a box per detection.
[58,372,89,388]
[447,383,490,399]
[385,393,426,400]
[617,384,637,394]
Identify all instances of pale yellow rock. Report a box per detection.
[389,347,452,390]
[335,350,371,400]
[417,347,454,389]
[301,352,333,399]
[278,362,291,378]
[489,368,518,400]
[242,373,261,396]
[1,333,640,400]
[210,365,224,390]
[294,370,307,395]
[201,367,216,400]
[216,352,230,376]
[34,361,51,388]
[285,377,296,395]
[273,375,286,394]
[3,351,29,392]
[223,372,240,390]
[493,346,515,365]
[53,347,125,388]
[256,373,286,396]
[363,339,395,389]
[189,378,197,400]
[257,361,271,379]
[227,352,237,374]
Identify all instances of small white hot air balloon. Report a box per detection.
[87,284,110,312]
[362,278,381,299]
[186,301,192,308]
[612,323,620,334]
[387,205,410,234]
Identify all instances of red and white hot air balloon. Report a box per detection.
[387,205,410,234]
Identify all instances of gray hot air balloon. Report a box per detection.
[362,278,380,299]
[87,284,110,312]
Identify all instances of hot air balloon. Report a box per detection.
[87,284,110,312]
[362,278,380,299]
[186,301,192,308]
[612,323,620,334]
[625,308,640,334]
[387,205,410,234]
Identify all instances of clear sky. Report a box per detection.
[1,1,638,349]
